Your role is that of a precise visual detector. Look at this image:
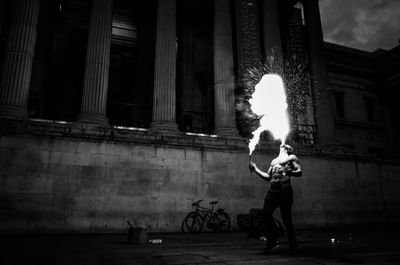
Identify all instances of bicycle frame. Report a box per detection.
[193,204,218,226]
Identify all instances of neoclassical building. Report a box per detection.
[0,0,399,232]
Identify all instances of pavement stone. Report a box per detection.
[1,228,399,265]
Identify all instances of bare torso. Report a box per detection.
[270,156,294,183]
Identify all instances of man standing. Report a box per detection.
[249,143,302,253]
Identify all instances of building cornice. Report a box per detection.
[1,118,397,163]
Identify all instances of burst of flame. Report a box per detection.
[248,74,290,155]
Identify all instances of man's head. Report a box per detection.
[280,143,294,154]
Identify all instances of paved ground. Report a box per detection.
[1,228,400,265]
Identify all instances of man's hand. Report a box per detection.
[249,161,256,172]
[283,158,302,177]
[282,164,290,176]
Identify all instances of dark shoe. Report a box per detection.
[264,240,277,253]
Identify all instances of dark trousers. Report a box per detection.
[259,183,297,249]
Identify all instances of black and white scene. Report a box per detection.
[0,0,399,264]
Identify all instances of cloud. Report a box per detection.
[319,0,400,51]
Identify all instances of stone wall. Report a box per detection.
[1,120,400,233]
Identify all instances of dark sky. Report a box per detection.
[319,0,400,52]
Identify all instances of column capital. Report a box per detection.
[261,0,283,58]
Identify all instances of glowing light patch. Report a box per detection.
[113,126,148,131]
[30,118,70,125]
[185,132,218,138]
[248,74,290,155]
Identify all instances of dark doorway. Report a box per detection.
[107,0,156,128]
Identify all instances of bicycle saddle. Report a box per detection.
[192,199,203,206]
[209,201,218,205]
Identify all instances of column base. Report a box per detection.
[150,121,179,135]
[77,113,109,125]
[214,127,239,138]
[0,105,29,119]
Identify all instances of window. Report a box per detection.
[293,2,305,25]
[333,91,345,118]
[28,0,90,121]
[0,0,12,79]
[108,9,137,127]
[112,11,137,47]
[368,147,384,158]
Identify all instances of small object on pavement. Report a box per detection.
[127,221,133,244]
[149,239,162,244]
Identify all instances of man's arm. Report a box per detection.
[249,162,272,182]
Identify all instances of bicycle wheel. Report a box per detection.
[183,212,203,233]
[213,211,231,232]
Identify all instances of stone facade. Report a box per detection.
[1,121,399,233]
[325,43,400,156]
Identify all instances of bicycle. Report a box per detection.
[181,199,231,233]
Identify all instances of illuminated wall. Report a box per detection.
[1,122,399,232]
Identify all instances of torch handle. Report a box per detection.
[249,155,254,175]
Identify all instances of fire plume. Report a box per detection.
[248,74,290,155]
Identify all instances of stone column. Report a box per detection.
[151,0,178,134]
[0,0,40,119]
[77,0,112,124]
[261,0,283,58]
[0,1,7,35]
[213,0,239,137]
[302,0,335,144]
